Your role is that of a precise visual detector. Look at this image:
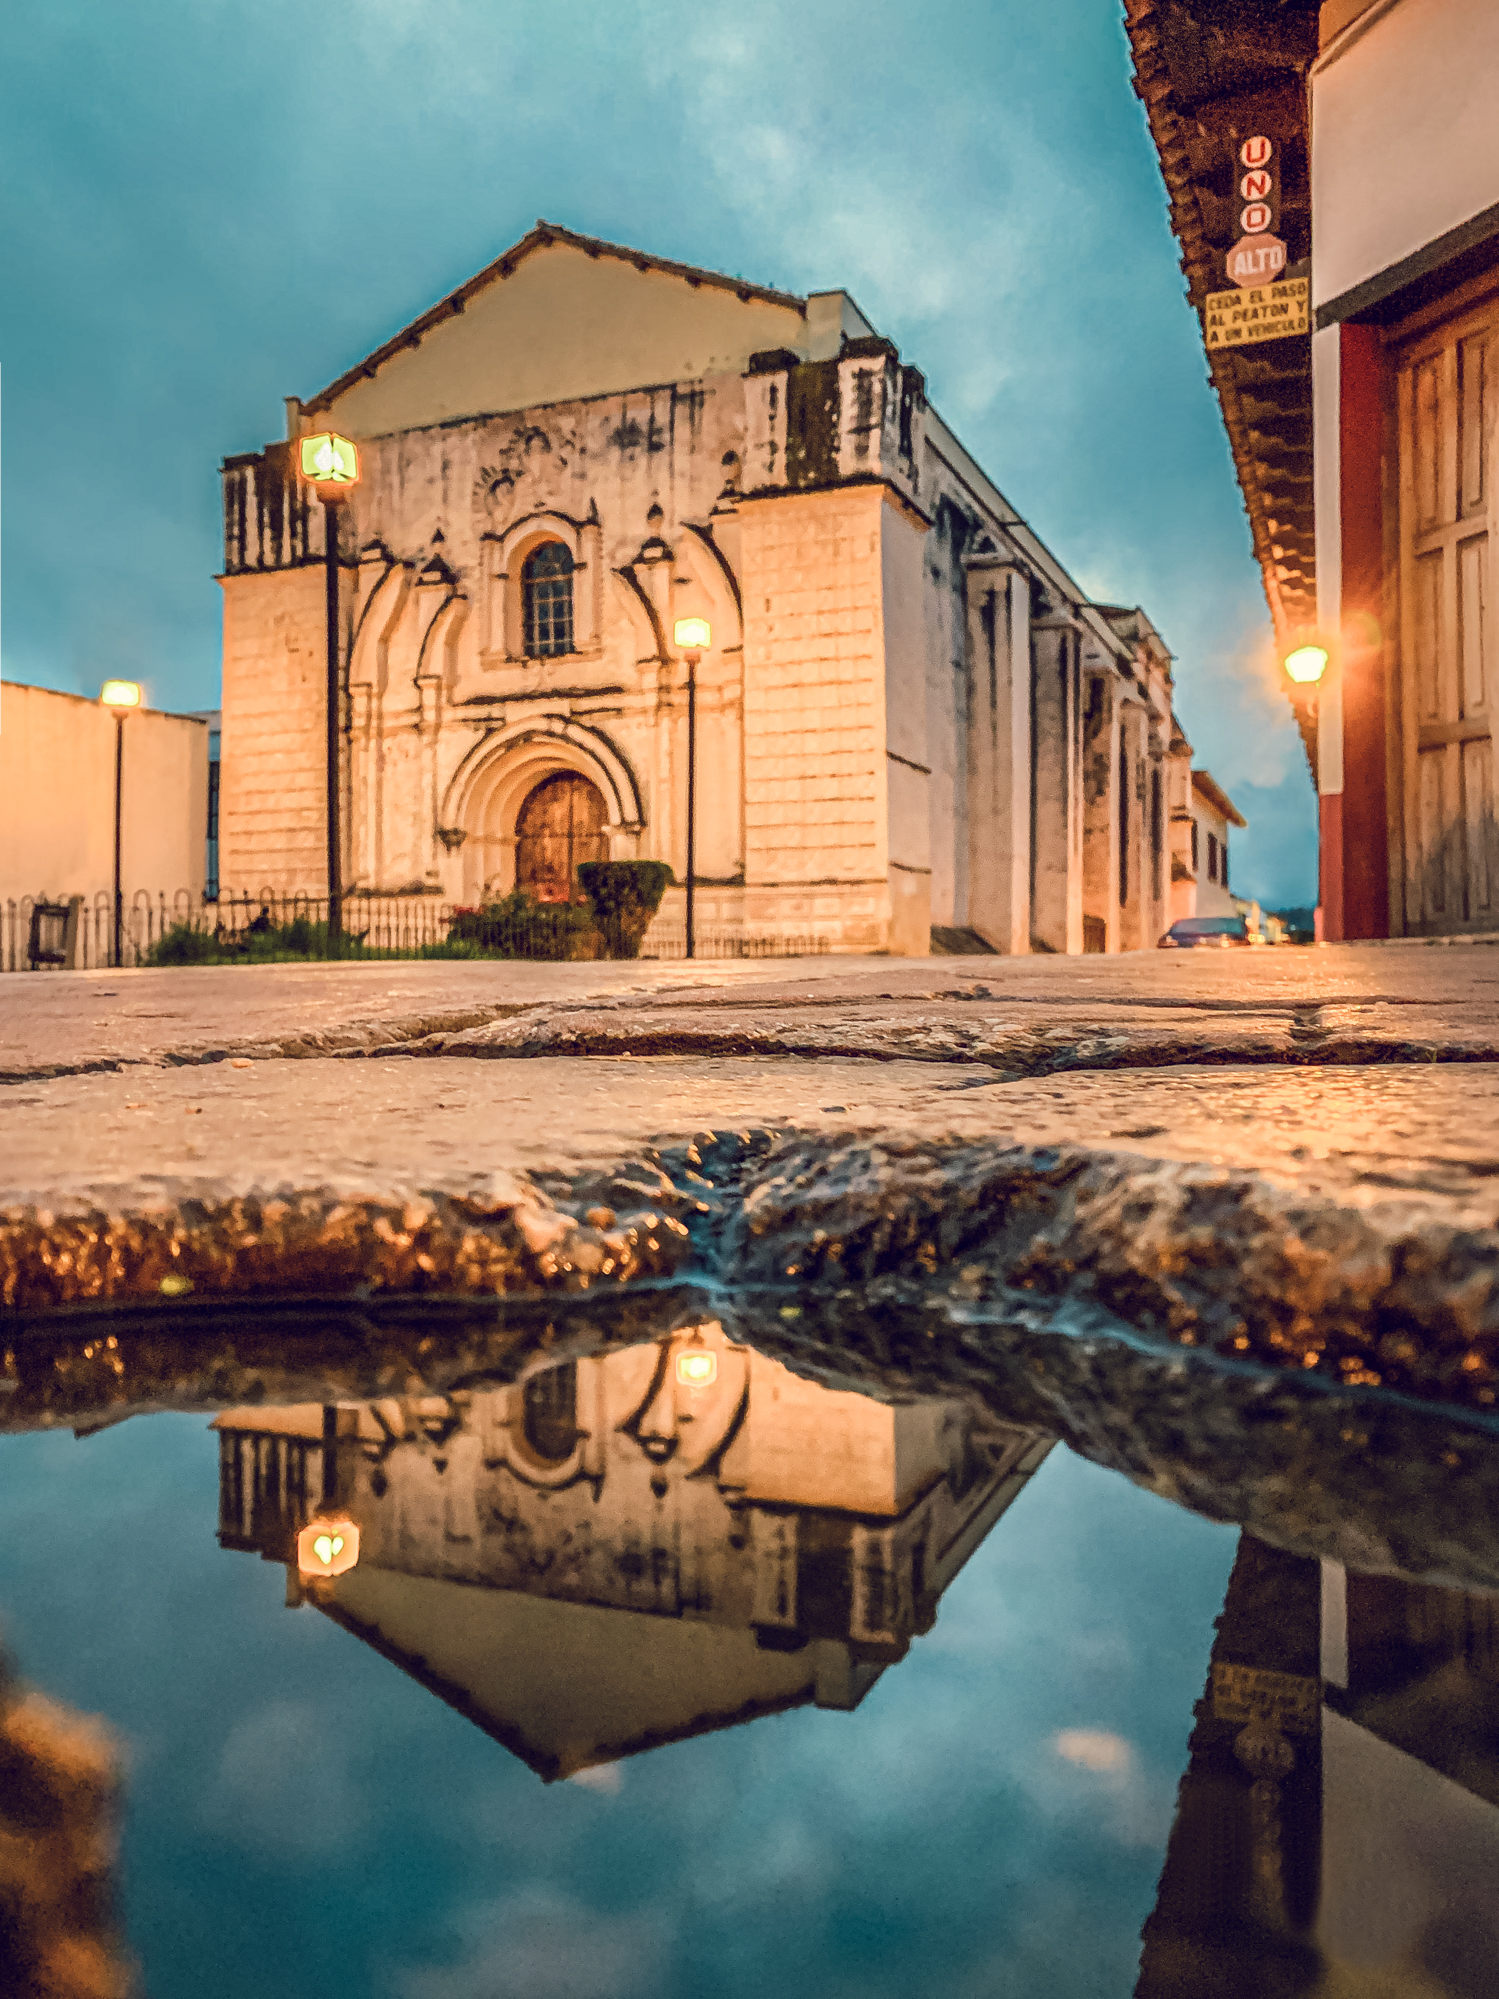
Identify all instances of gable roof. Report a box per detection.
[1192,768,1248,828]
[304,221,807,417]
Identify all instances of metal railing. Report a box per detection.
[2,890,833,970]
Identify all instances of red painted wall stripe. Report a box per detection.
[1337,321,1389,939]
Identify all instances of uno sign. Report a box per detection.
[1228,135,1285,290]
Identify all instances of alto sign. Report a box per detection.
[1227,234,1287,286]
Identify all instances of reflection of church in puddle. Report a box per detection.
[1139,1536,1499,1997]
[214,1325,1051,1780]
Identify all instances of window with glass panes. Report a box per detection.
[522,541,574,657]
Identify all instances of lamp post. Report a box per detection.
[673,618,711,959]
[100,680,141,968]
[298,431,361,941]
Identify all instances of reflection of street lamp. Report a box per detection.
[101,680,141,968]
[298,430,361,940]
[296,1515,360,1579]
[673,618,711,959]
[676,1343,717,1387]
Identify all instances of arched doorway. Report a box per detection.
[514,772,608,901]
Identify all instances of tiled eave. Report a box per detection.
[1123,0,1321,774]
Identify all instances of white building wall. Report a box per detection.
[1,683,208,907]
[1312,0,1499,312]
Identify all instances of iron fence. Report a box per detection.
[1,890,833,970]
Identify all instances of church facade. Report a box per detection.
[219,222,1188,953]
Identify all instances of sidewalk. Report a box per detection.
[5,941,1499,1078]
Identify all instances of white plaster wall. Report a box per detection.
[1,684,208,904]
[1313,0,1499,308]
[1318,1707,1499,1979]
[1191,802,1237,916]
[322,242,810,439]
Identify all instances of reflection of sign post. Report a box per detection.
[1203,276,1309,350]
[1211,1661,1320,1735]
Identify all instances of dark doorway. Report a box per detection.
[514,773,608,902]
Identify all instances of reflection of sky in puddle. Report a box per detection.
[0,1377,1236,1998]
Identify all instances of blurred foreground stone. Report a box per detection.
[0,1642,133,1999]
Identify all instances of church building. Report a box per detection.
[219,222,1189,953]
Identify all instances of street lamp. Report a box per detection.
[298,430,361,941]
[673,617,711,959]
[1283,642,1330,685]
[101,680,141,968]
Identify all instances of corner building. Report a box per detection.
[220,223,1186,953]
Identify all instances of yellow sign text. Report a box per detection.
[1203,277,1310,351]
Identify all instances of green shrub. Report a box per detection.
[416,936,491,960]
[145,923,225,966]
[446,890,596,960]
[577,860,675,959]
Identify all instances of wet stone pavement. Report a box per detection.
[4,946,1499,1995]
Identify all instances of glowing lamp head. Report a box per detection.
[676,1347,718,1388]
[299,431,360,489]
[673,617,711,654]
[101,680,141,709]
[1283,643,1329,686]
[296,1516,360,1579]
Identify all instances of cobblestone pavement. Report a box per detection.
[7,937,1499,1078]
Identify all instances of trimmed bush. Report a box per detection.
[446,890,596,960]
[145,922,223,966]
[577,861,675,959]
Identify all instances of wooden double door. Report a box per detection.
[514,773,608,903]
[1395,281,1499,931]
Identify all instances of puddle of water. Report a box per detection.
[1,1319,1497,1996]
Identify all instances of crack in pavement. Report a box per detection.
[7,1119,1499,1593]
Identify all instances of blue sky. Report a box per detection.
[0,0,1317,908]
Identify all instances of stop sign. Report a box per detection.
[1227,234,1287,287]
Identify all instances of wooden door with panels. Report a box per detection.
[1393,281,1499,933]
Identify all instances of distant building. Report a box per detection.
[220,222,1199,954]
[1189,770,1248,920]
[1164,758,1247,931]
[214,1328,1051,1779]
[0,682,209,963]
[180,710,222,900]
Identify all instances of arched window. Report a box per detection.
[1191,820,1200,875]
[522,541,574,658]
[1150,766,1163,900]
[522,1362,578,1464]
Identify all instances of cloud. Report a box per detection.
[1053,1727,1132,1773]
[1027,1726,1176,1852]
[567,1761,623,1795]
[394,1888,671,1999]
[204,1699,361,1858]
